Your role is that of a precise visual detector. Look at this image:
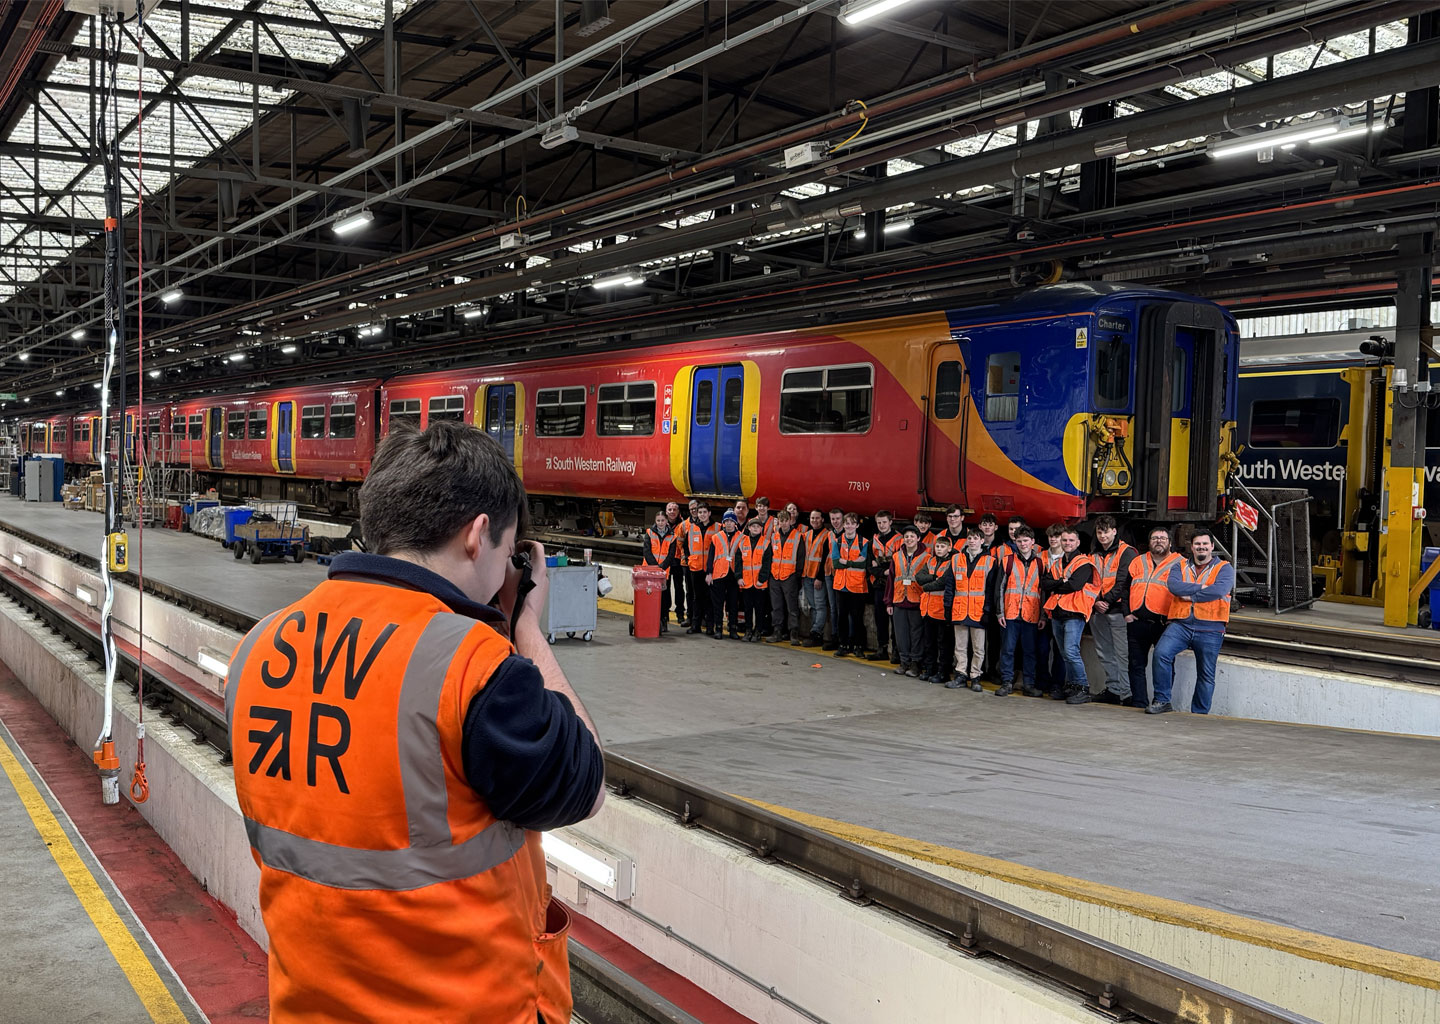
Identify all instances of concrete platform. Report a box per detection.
[554,621,1440,963]
[0,716,205,1024]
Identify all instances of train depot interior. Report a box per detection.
[0,2,1437,1022]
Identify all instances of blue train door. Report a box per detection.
[485,384,517,460]
[688,364,744,495]
[274,401,295,473]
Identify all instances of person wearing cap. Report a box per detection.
[885,524,927,677]
[707,511,742,639]
[735,515,772,641]
[767,509,804,643]
[643,509,677,635]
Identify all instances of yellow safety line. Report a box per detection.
[741,794,1440,990]
[0,732,190,1024]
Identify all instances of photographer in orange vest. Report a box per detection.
[226,421,604,1024]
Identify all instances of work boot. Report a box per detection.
[865,650,885,661]
[729,629,742,640]
[995,682,1014,697]
[686,625,700,635]
[1065,687,1091,705]
[660,622,669,635]
[1122,696,1148,709]
[1094,690,1125,705]
[1145,701,1174,715]
[944,677,964,689]
[1021,684,1042,697]
[889,651,902,665]
[802,634,820,648]
[834,647,850,657]
[968,679,984,692]
[905,666,919,678]
[898,661,911,675]
[822,639,838,651]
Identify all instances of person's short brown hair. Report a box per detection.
[875,509,893,520]
[755,496,770,508]
[1046,522,1066,539]
[1013,526,1035,540]
[945,504,963,515]
[843,512,861,525]
[360,421,527,555]
[979,512,998,526]
[1094,514,1117,531]
[1061,526,1082,540]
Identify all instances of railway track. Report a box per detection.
[0,552,1315,1024]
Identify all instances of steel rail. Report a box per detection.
[0,532,1317,1024]
[602,754,1316,1024]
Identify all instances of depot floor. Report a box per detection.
[553,619,1440,961]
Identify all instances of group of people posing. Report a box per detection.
[643,498,1234,715]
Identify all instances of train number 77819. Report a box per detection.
[847,480,871,492]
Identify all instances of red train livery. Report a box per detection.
[26,284,1239,528]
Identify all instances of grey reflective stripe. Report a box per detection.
[397,613,477,848]
[224,611,282,732]
[245,816,524,892]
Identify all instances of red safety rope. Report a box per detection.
[130,15,148,805]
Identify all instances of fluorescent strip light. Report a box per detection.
[54,390,63,396]
[839,0,920,26]
[148,369,161,379]
[1211,122,1340,158]
[593,273,642,289]
[159,289,182,304]
[75,584,95,605]
[228,353,246,362]
[197,648,230,678]
[333,209,375,236]
[281,344,298,354]
[884,218,914,233]
[71,329,84,340]
[853,228,866,240]
[462,308,486,319]
[541,832,634,901]
[1313,122,1387,145]
[18,353,29,361]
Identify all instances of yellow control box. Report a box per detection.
[106,532,129,572]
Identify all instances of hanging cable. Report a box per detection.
[828,99,869,153]
[130,3,149,805]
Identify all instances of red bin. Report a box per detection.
[630,566,667,639]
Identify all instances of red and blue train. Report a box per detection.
[23,283,1240,529]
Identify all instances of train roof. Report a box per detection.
[942,282,1220,326]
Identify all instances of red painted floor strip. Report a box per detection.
[0,663,268,1024]
[569,912,757,1024]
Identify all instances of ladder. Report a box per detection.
[1217,480,1317,613]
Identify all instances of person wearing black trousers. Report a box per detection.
[916,534,955,683]
[643,509,677,634]
[665,501,687,625]
[831,512,871,656]
[868,510,901,662]
[707,511,742,638]
[684,503,716,634]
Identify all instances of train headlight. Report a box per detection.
[1103,470,1117,488]
[1116,470,1130,488]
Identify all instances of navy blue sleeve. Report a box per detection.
[461,654,604,831]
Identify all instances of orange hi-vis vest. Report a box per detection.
[802,527,833,578]
[949,552,994,623]
[918,530,937,551]
[736,533,768,589]
[1127,552,1181,618]
[771,528,800,580]
[226,581,571,1024]
[1002,554,1042,624]
[832,535,868,592]
[1044,554,1099,620]
[1168,558,1232,624]
[919,553,948,619]
[685,520,711,570]
[1095,541,1137,598]
[709,529,736,578]
[875,532,902,560]
[990,540,1014,563]
[891,548,925,604]
[646,528,675,576]
[755,515,778,545]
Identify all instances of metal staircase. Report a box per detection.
[1217,480,1316,613]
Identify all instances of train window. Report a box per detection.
[226,411,246,440]
[695,380,713,427]
[1248,398,1341,449]
[985,352,1021,422]
[598,382,656,436]
[171,417,186,437]
[535,386,585,437]
[329,403,356,439]
[54,424,67,444]
[188,414,203,440]
[722,378,743,427]
[389,398,421,428]
[78,422,90,442]
[933,361,963,420]
[147,413,161,439]
[301,405,326,439]
[1171,348,1188,413]
[779,363,873,434]
[1093,337,1130,411]
[428,395,465,424]
[248,409,267,440]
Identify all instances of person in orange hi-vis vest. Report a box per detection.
[915,533,955,683]
[994,525,1044,698]
[824,508,846,648]
[1124,525,1181,709]
[734,515,772,641]
[884,523,928,676]
[1147,528,1234,716]
[767,509,804,643]
[945,530,996,690]
[912,509,937,551]
[1089,514,1138,705]
[643,509,677,634]
[869,509,902,662]
[708,511,742,638]
[799,508,834,648]
[1039,524,1098,705]
[831,512,870,656]
[664,501,687,626]
[684,503,716,635]
[226,421,604,1024]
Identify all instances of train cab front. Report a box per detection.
[1073,292,1239,523]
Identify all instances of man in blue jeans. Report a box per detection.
[1039,526,1096,705]
[1148,529,1234,715]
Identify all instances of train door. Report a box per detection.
[687,364,744,495]
[1135,304,1225,517]
[481,383,524,475]
[923,348,966,506]
[206,407,225,470]
[89,417,101,463]
[272,400,296,473]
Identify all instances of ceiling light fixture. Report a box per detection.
[333,209,375,236]
[18,353,29,361]
[281,344,298,354]
[228,353,246,362]
[54,389,62,396]
[884,218,914,233]
[839,0,921,26]
[148,369,161,379]
[70,328,84,340]
[160,289,182,304]
[1210,118,1341,158]
[592,272,642,289]
[462,307,487,320]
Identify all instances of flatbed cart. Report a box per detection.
[231,501,309,564]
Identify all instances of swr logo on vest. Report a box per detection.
[248,611,399,793]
